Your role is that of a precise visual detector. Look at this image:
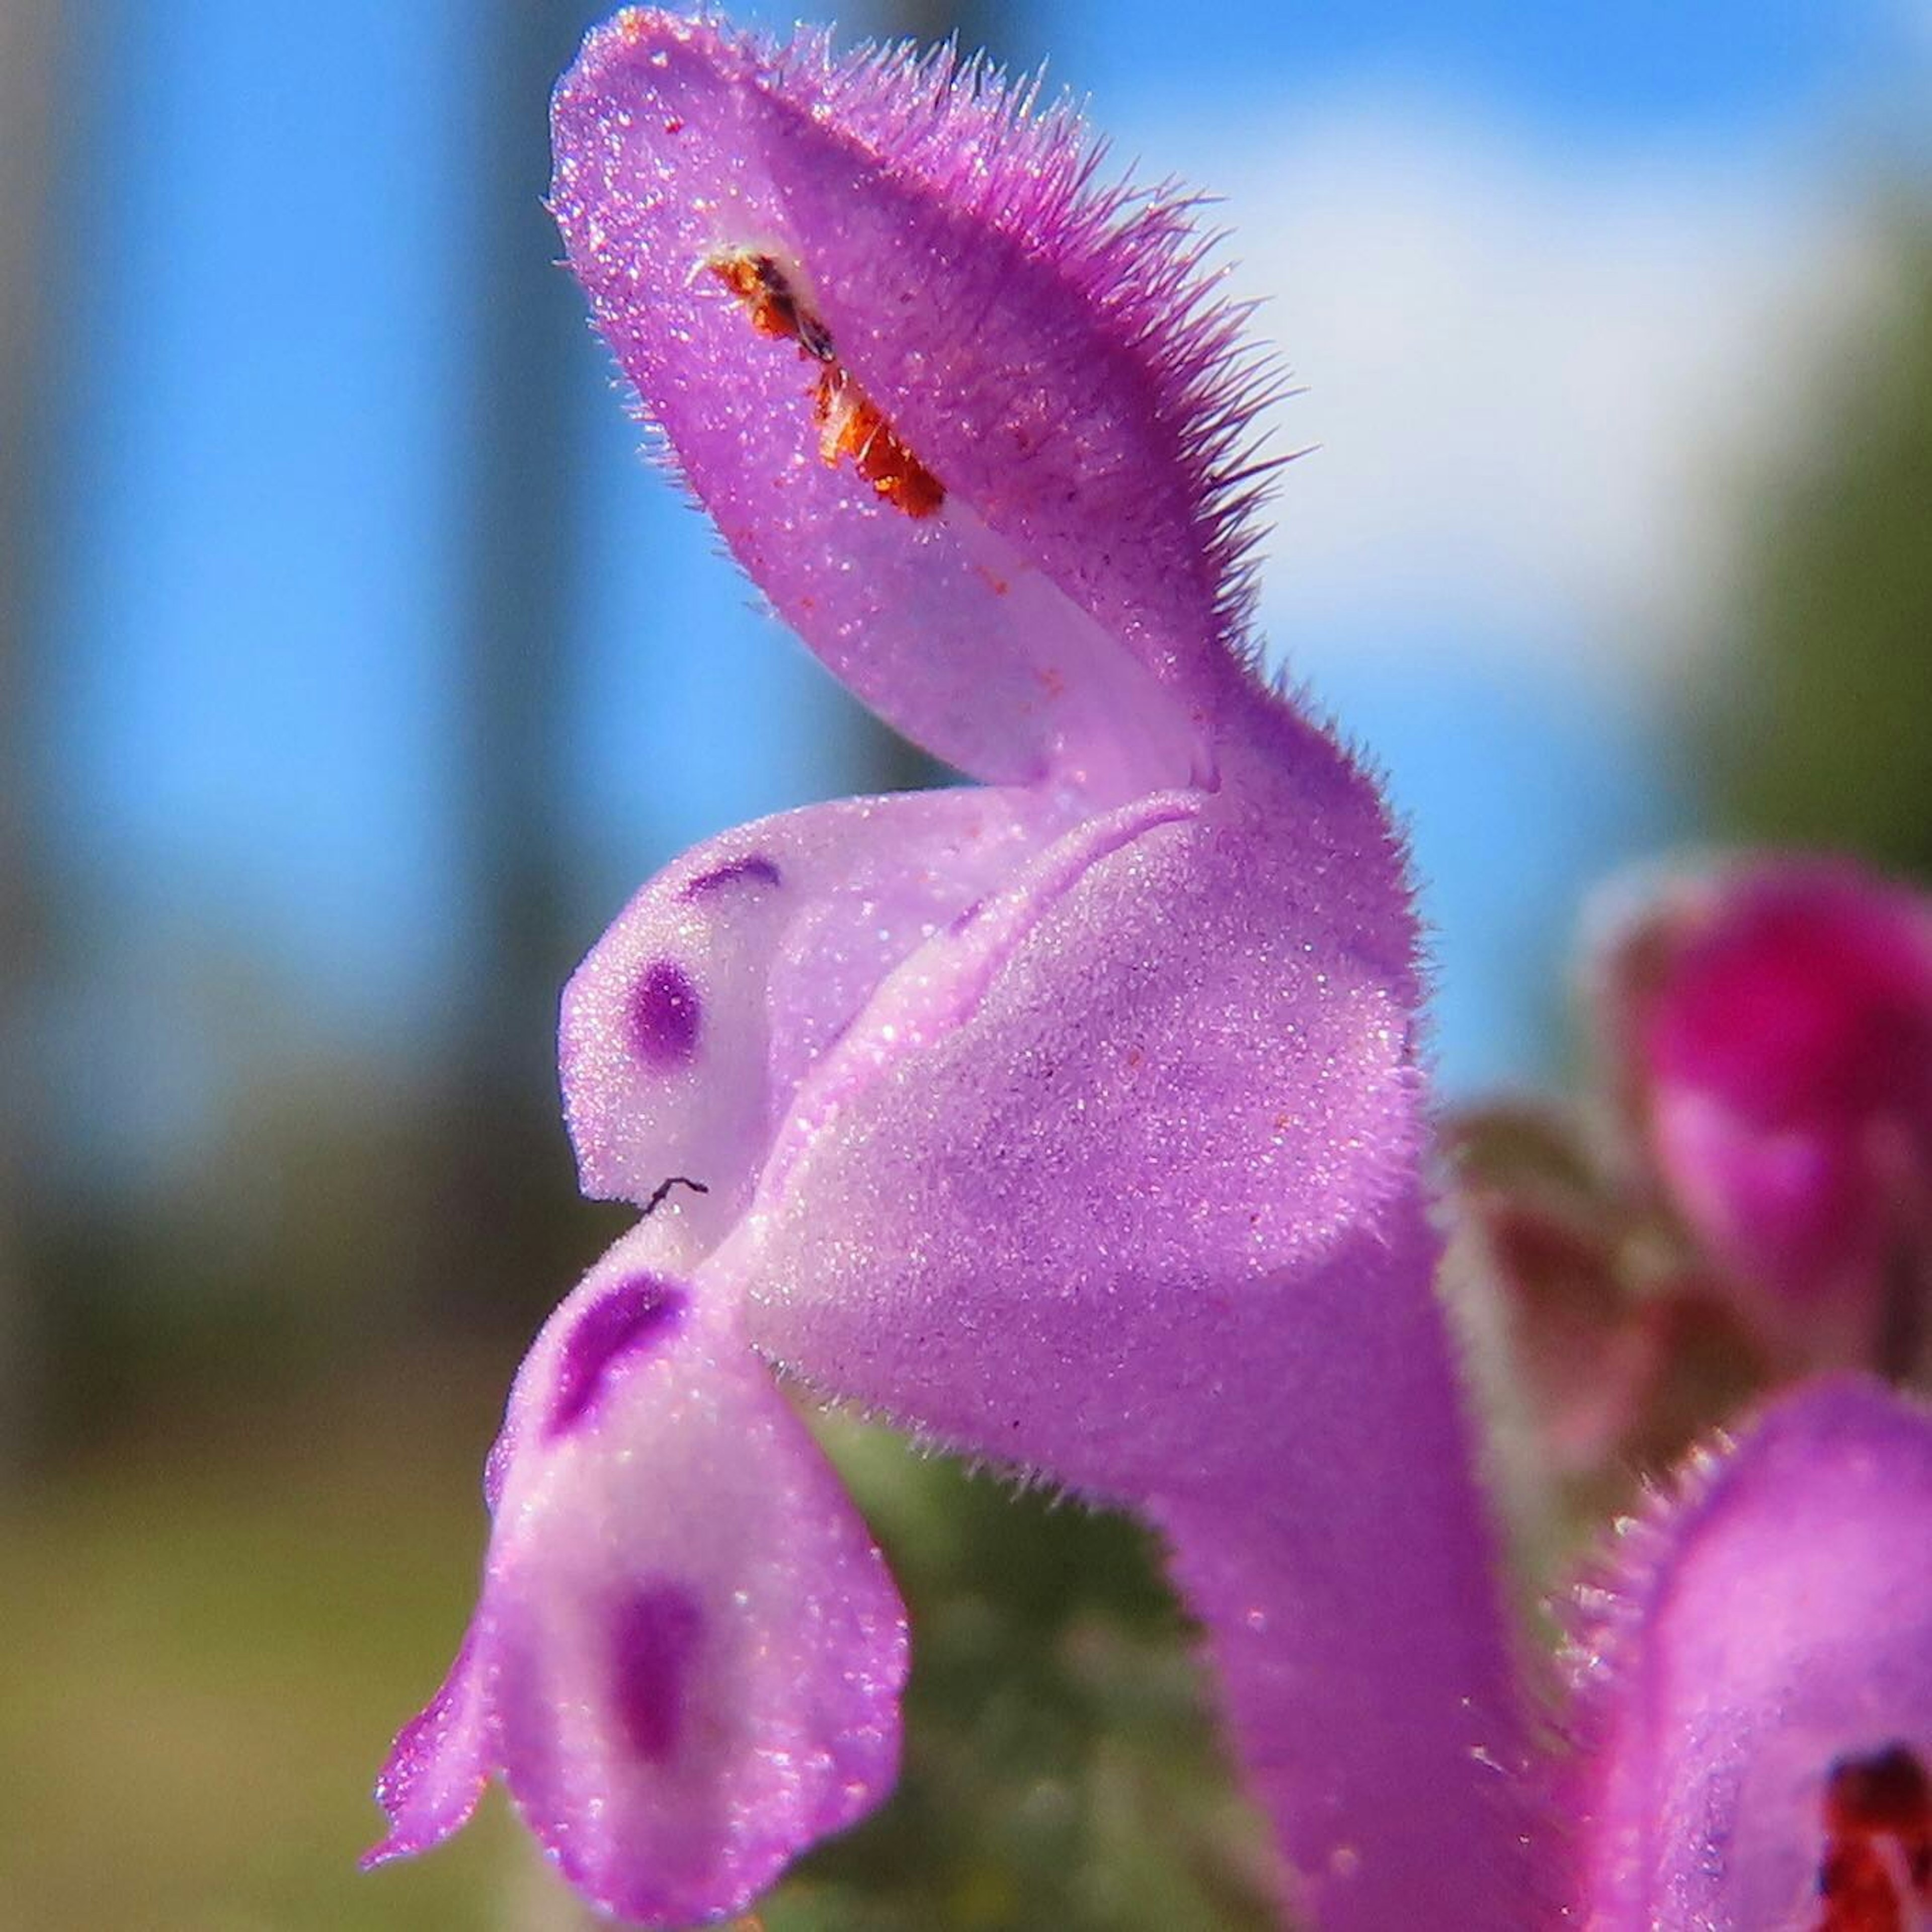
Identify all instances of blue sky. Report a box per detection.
[35,0,1925,1159]
[1051,0,1899,135]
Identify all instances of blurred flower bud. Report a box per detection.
[1443,1104,1767,1548]
[1591,857,1932,1370]
[1442,1106,1638,1477]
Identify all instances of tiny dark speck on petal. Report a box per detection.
[548,1275,686,1439]
[610,1582,705,1762]
[629,960,702,1066]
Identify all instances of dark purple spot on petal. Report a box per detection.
[629,960,701,1067]
[547,1275,686,1439]
[681,853,782,899]
[610,1582,705,1763]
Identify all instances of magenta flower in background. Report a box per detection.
[1451,858,1932,1515]
[1595,857,1932,1370]
[366,13,1932,1928]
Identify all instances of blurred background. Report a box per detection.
[2,0,1928,1925]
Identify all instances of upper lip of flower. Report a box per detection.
[549,5,1287,802]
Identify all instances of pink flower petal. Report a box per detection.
[1598,857,1932,1352]
[551,11,1276,797]
[361,1630,491,1868]
[560,785,1070,1216]
[368,1231,908,1925]
[736,786,1546,1924]
[1567,1376,1932,1929]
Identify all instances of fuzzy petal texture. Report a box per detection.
[368,1230,908,1926]
[732,773,1546,1925]
[551,10,1276,796]
[1567,1376,1932,1930]
[1144,1194,1547,1929]
[364,1631,493,1867]
[560,784,1071,1224]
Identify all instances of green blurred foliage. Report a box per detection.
[776,1419,1277,1932]
[1699,202,1932,879]
[0,1367,521,1931]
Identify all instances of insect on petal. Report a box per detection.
[551,11,1281,799]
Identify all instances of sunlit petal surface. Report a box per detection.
[370,1229,907,1924]
[735,788,1545,1924]
[551,9,1281,798]
[1568,1377,1932,1929]
[560,784,1072,1221]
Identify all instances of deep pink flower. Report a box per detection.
[366,15,1932,1928]
[1601,858,1932,1363]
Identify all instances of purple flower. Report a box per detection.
[1565,1376,1932,1930]
[366,14,1932,1927]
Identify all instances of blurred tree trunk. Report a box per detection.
[0,0,63,1467]
[435,1,614,1333]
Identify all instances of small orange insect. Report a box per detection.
[708,249,835,360]
[708,248,944,519]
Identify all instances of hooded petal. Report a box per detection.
[731,783,1547,1925]
[368,1230,908,1925]
[560,783,1070,1220]
[551,11,1275,797]
[1567,1376,1932,1930]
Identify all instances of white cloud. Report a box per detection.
[1124,92,1888,684]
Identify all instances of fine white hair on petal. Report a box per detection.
[774,23,1289,669]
